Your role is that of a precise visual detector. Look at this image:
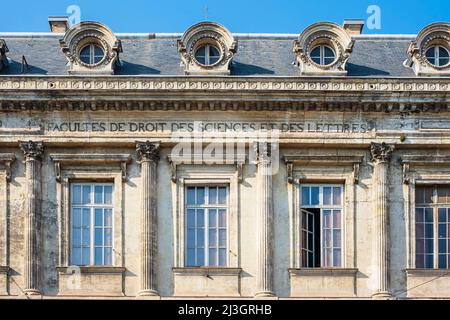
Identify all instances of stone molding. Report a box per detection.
[400,155,450,184]
[172,267,242,276]
[56,266,126,274]
[283,155,363,184]
[50,153,131,182]
[288,268,358,276]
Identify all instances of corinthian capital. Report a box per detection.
[370,142,394,164]
[253,141,272,162]
[136,141,160,162]
[20,141,44,162]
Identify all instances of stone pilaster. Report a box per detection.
[19,141,43,296]
[370,142,394,299]
[136,141,160,297]
[254,142,275,297]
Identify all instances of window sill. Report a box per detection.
[405,268,450,276]
[57,266,126,275]
[289,268,358,276]
[173,267,242,276]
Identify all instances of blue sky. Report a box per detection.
[1,0,449,34]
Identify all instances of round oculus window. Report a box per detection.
[194,44,221,66]
[310,45,336,66]
[79,44,105,65]
[425,45,450,67]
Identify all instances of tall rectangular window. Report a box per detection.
[415,185,450,269]
[300,185,343,268]
[185,186,228,267]
[71,183,114,266]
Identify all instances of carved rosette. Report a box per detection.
[136,141,160,162]
[370,142,394,164]
[20,141,44,162]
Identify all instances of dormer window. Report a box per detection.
[0,39,9,71]
[408,22,450,76]
[293,22,355,76]
[310,45,336,66]
[425,45,450,67]
[178,22,237,75]
[79,44,105,66]
[60,21,122,75]
[194,44,221,66]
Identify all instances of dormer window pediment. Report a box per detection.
[178,21,237,75]
[408,23,450,76]
[59,21,122,75]
[293,22,355,76]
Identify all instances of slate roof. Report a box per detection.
[0,33,417,77]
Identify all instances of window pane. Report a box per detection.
[415,208,424,223]
[72,208,82,227]
[104,248,112,265]
[333,249,341,267]
[82,208,90,227]
[94,185,103,204]
[324,57,335,65]
[72,228,81,246]
[311,47,321,58]
[196,187,205,205]
[324,46,334,57]
[72,247,81,265]
[323,187,332,205]
[82,185,91,204]
[323,210,331,228]
[333,187,341,205]
[324,229,331,247]
[416,239,424,254]
[186,187,196,205]
[324,248,332,267]
[311,187,319,205]
[95,228,103,246]
[218,248,227,266]
[439,47,449,58]
[426,239,434,254]
[333,230,341,247]
[196,229,204,247]
[82,228,90,246]
[438,239,447,254]
[218,187,227,204]
[186,249,195,266]
[439,224,447,239]
[301,187,310,205]
[186,229,195,247]
[82,248,90,265]
[219,229,227,247]
[209,229,217,247]
[104,228,112,246]
[416,223,424,238]
[104,209,112,227]
[218,209,227,228]
[425,208,434,223]
[209,209,216,228]
[439,208,448,222]
[104,186,112,204]
[94,208,103,227]
[186,209,195,227]
[72,185,82,204]
[416,254,424,268]
[209,248,217,265]
[79,46,91,64]
[333,210,341,229]
[425,255,434,268]
[94,248,103,265]
[197,248,205,266]
[208,187,217,204]
[438,255,447,269]
[437,186,450,204]
[196,209,204,228]
[426,47,435,58]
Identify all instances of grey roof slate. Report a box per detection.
[0,34,416,77]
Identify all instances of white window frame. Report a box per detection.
[299,184,344,268]
[184,185,230,267]
[288,157,359,270]
[426,45,450,67]
[173,165,239,269]
[310,44,336,66]
[194,44,221,66]
[70,182,114,266]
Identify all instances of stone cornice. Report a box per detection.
[0,76,448,112]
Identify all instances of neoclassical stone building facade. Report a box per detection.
[0,17,450,299]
